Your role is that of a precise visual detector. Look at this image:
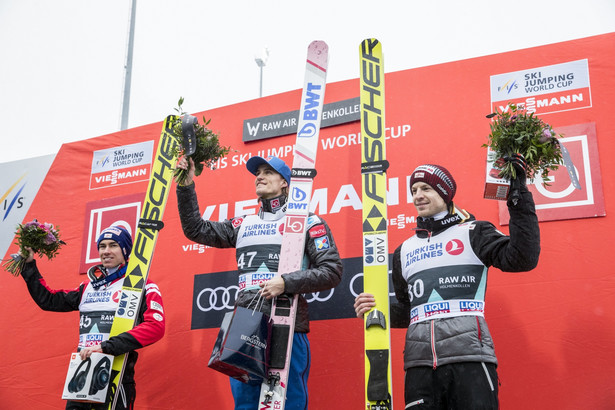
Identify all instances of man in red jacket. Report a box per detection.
[20,225,166,410]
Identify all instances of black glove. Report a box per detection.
[503,153,527,186]
[504,153,527,207]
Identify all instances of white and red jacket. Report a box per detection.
[20,260,165,384]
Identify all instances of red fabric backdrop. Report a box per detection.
[1,33,614,409]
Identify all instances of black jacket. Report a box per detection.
[177,183,343,332]
[391,187,540,368]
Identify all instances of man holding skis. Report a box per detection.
[176,155,343,409]
[354,159,540,409]
[19,225,166,409]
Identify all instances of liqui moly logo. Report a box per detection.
[410,307,419,323]
[460,301,484,312]
[424,302,451,318]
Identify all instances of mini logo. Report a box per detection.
[112,290,121,303]
[446,239,464,255]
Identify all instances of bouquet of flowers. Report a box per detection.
[483,103,563,182]
[170,97,231,186]
[2,219,65,276]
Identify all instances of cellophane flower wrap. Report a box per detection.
[2,219,65,276]
[170,97,231,186]
[483,103,564,182]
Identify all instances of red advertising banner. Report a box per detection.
[1,33,614,410]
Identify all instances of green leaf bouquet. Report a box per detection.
[483,103,564,182]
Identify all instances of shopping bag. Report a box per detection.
[208,305,272,383]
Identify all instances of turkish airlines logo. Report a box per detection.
[445,239,464,256]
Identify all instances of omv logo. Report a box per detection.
[1,174,26,221]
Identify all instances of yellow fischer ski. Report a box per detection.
[360,38,392,410]
[105,116,178,409]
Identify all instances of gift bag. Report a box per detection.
[208,305,272,383]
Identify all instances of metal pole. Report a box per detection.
[259,65,263,98]
[120,0,137,130]
[255,48,268,99]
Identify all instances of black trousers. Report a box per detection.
[404,363,499,410]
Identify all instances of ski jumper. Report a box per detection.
[391,186,540,409]
[177,183,343,409]
[20,261,165,410]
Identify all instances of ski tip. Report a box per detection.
[307,40,328,71]
[359,38,382,53]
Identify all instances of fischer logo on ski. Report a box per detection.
[258,40,328,410]
[360,38,393,409]
[104,116,177,409]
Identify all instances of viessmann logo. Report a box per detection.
[90,141,154,189]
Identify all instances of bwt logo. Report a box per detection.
[291,186,307,202]
[460,301,484,312]
[297,83,323,138]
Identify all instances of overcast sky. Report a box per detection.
[1,0,614,164]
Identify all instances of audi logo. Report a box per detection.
[196,286,240,311]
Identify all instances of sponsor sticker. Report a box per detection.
[315,236,330,251]
[116,290,141,320]
[150,301,164,313]
[231,217,244,228]
[309,225,326,238]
